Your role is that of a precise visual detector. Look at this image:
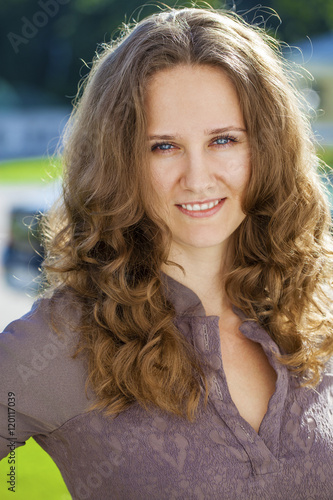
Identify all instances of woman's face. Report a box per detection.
[145,64,250,257]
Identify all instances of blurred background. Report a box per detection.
[0,0,332,498]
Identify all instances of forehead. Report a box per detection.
[144,64,244,132]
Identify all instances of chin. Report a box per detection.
[174,233,231,250]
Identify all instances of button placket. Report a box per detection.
[202,324,209,351]
[239,424,254,444]
[212,375,224,401]
[198,321,225,406]
[204,317,280,474]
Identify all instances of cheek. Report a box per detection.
[151,166,177,196]
[219,156,251,194]
[149,168,174,219]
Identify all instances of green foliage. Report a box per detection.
[1,0,222,106]
[267,0,333,42]
[3,0,332,105]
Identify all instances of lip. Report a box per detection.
[177,198,222,205]
[176,198,226,218]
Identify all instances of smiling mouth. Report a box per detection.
[177,199,224,212]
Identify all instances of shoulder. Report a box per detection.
[311,356,333,405]
[0,292,82,387]
[0,292,94,449]
[322,355,333,380]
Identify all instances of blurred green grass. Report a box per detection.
[0,157,61,184]
[0,438,71,499]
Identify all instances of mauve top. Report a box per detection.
[0,274,333,499]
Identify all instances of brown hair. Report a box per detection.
[43,6,333,419]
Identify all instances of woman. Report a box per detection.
[1,6,332,499]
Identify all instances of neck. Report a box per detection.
[162,242,232,316]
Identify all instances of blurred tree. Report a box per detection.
[226,0,333,41]
[0,0,221,105]
[267,0,333,42]
[1,0,332,106]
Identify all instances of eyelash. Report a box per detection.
[150,135,239,152]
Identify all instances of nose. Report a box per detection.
[180,151,216,193]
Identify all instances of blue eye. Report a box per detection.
[151,142,174,152]
[215,137,229,145]
[213,135,237,146]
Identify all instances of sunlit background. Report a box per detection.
[0,0,332,498]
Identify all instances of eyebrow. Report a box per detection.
[147,126,247,140]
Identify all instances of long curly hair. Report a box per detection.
[43,6,333,420]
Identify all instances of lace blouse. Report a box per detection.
[0,275,332,499]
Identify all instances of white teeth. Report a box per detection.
[181,200,220,211]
